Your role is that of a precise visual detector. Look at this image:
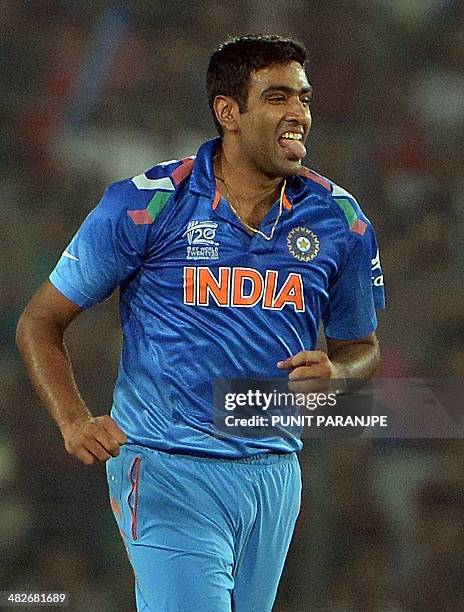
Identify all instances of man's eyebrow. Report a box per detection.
[260,84,313,97]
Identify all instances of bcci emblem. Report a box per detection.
[287,227,320,262]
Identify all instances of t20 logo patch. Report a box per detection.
[182,220,219,260]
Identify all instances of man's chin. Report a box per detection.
[273,144,305,173]
[274,156,303,178]
[254,148,303,179]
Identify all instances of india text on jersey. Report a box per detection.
[183,266,305,312]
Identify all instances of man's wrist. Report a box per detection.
[57,409,93,438]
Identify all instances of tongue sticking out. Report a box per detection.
[279,138,307,161]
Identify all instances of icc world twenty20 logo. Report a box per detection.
[183,220,219,261]
[183,220,219,246]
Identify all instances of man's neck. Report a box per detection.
[214,142,283,227]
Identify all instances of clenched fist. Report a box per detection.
[61,415,127,465]
[277,349,344,393]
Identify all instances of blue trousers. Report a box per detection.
[107,445,301,611]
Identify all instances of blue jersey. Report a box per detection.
[50,137,385,457]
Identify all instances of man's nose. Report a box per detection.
[286,98,310,123]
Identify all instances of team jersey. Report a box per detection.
[50,137,385,457]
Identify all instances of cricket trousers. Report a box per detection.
[107,444,301,611]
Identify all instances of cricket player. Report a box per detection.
[16,35,385,611]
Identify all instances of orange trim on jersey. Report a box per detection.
[351,219,367,236]
[299,166,331,191]
[212,189,221,210]
[128,209,153,225]
[282,193,292,210]
[171,157,195,186]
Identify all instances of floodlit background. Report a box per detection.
[2,0,464,610]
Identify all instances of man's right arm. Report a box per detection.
[16,281,127,465]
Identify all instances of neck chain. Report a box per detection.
[215,175,286,241]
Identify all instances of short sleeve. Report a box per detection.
[49,181,150,308]
[323,221,385,340]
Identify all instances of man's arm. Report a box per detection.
[325,332,380,379]
[16,281,126,465]
[277,332,380,390]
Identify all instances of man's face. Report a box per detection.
[235,61,312,178]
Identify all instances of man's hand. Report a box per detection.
[277,350,344,393]
[278,349,342,378]
[277,334,380,392]
[61,415,127,465]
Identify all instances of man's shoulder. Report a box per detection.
[133,156,196,187]
[102,156,197,225]
[108,156,196,198]
[297,167,371,236]
[297,166,333,195]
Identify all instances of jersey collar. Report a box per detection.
[188,136,308,209]
[188,137,220,199]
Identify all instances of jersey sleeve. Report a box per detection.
[49,180,150,308]
[323,219,385,340]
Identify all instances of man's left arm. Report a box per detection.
[325,332,380,379]
[277,332,380,388]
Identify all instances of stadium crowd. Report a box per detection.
[1,0,464,609]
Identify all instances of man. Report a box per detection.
[16,35,385,611]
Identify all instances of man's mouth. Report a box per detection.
[278,131,307,161]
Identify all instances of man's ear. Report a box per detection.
[213,96,240,133]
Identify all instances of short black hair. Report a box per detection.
[207,35,307,135]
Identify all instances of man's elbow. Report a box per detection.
[16,303,40,353]
[366,335,381,377]
[16,300,60,354]
[17,282,80,347]
[360,332,381,372]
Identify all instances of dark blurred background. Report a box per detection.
[2,0,464,610]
